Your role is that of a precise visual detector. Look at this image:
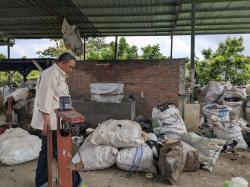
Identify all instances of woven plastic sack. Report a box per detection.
[152,104,187,140]
[72,134,118,170]
[116,144,156,173]
[90,83,124,103]
[158,140,185,184]
[203,81,232,104]
[91,119,146,148]
[202,103,232,126]
[220,90,245,119]
[62,18,83,56]
[181,132,225,172]
[213,122,248,149]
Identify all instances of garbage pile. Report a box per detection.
[0,128,41,165]
[71,103,229,185]
[72,119,156,173]
[198,81,250,150]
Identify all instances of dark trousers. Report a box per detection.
[4,105,27,127]
[35,130,82,187]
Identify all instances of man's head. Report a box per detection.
[56,52,76,74]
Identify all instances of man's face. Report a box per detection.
[61,60,76,74]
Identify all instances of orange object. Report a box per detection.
[56,110,85,187]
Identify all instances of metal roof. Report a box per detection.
[0,0,250,39]
[0,58,54,72]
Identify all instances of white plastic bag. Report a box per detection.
[72,134,118,170]
[0,129,41,165]
[152,104,187,140]
[213,122,248,149]
[62,18,83,56]
[90,83,124,103]
[91,119,146,148]
[181,132,225,172]
[116,144,156,173]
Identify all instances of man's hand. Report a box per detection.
[42,113,51,136]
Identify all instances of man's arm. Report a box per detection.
[37,72,58,135]
[7,96,14,128]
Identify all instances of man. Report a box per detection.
[4,87,36,128]
[31,52,82,187]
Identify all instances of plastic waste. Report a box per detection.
[224,177,248,187]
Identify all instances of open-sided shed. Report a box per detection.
[0,0,249,99]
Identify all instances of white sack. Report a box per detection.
[72,134,118,170]
[0,129,41,165]
[62,18,83,56]
[152,105,187,140]
[90,83,124,103]
[181,132,225,172]
[0,128,29,142]
[202,104,232,126]
[203,81,231,104]
[116,144,156,173]
[91,119,146,148]
[220,90,245,119]
[213,122,248,150]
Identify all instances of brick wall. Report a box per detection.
[68,59,185,117]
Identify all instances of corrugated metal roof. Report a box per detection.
[0,0,249,39]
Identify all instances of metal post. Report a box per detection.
[170,34,173,59]
[114,36,118,60]
[7,44,10,59]
[190,0,196,102]
[83,37,86,61]
[7,40,11,85]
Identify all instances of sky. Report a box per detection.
[0,34,249,60]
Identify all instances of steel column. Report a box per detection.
[190,0,196,102]
[83,37,86,61]
[170,34,173,59]
[114,36,118,60]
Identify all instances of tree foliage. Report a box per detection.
[194,37,250,86]
[37,37,165,60]
[141,44,166,59]
[0,53,39,87]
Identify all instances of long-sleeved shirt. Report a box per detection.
[31,63,70,130]
[3,88,29,109]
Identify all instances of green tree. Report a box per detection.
[117,37,138,60]
[195,37,250,86]
[0,53,6,59]
[141,44,166,59]
[37,39,67,58]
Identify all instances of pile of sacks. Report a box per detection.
[199,81,250,149]
[0,128,41,165]
[151,103,225,184]
[72,119,156,173]
[71,104,227,185]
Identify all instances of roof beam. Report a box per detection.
[2,21,250,31]
[0,2,177,12]
[5,25,250,35]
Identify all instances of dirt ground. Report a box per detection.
[0,151,249,187]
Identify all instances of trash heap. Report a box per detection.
[71,103,228,185]
[198,81,250,150]
[72,119,156,173]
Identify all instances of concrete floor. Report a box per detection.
[0,151,249,187]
